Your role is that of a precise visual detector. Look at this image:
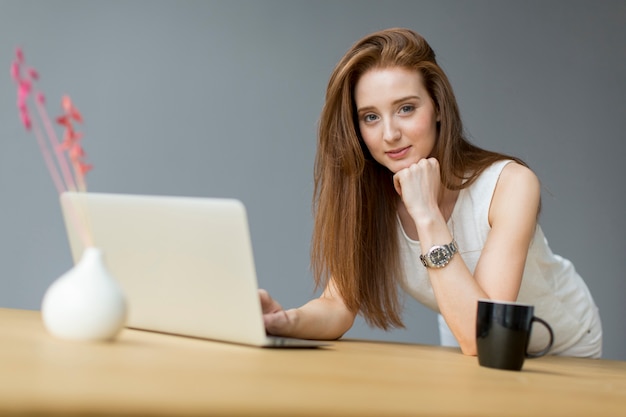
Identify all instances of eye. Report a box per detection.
[399,105,415,114]
[362,113,379,123]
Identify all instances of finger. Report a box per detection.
[425,157,439,171]
[258,289,281,313]
[392,173,402,196]
[258,288,270,305]
[258,289,273,312]
[393,167,411,195]
[263,310,291,336]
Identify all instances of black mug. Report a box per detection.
[476,299,554,371]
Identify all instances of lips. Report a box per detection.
[386,146,411,159]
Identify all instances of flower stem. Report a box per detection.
[31,121,65,195]
[34,98,77,192]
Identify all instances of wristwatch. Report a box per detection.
[420,240,458,268]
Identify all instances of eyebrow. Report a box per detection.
[356,95,421,115]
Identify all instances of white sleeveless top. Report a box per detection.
[397,160,602,356]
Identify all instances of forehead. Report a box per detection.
[355,67,427,104]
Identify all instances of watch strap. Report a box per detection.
[420,240,458,268]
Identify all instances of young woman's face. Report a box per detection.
[355,67,439,174]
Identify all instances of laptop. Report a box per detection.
[60,191,328,348]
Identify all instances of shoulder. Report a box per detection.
[466,160,539,197]
[489,161,541,226]
[497,161,540,195]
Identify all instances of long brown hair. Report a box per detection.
[311,28,525,330]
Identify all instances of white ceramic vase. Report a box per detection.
[41,247,127,341]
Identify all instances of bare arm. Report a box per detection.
[395,160,540,355]
[259,278,356,340]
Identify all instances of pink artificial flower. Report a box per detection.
[27,67,38,80]
[15,47,24,64]
[11,47,93,187]
[11,46,94,246]
[12,50,34,131]
[62,95,83,123]
[77,162,93,175]
[69,143,85,160]
[10,62,19,81]
[20,112,32,130]
[55,95,90,184]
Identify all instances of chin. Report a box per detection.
[375,156,416,174]
[388,161,414,173]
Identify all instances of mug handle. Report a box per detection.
[526,316,554,358]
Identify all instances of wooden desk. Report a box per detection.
[1,308,625,416]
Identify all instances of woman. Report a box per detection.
[260,28,602,357]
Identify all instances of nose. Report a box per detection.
[382,118,401,143]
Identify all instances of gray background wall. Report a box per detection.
[1,0,624,360]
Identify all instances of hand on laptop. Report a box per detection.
[259,289,295,336]
[259,286,356,341]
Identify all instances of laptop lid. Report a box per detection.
[60,192,325,347]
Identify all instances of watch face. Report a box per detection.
[429,246,450,267]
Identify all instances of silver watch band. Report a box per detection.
[420,240,458,268]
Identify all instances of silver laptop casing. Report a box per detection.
[60,192,327,348]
